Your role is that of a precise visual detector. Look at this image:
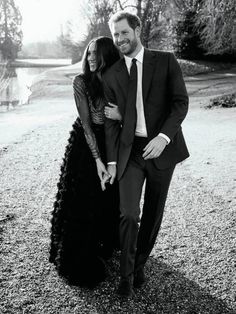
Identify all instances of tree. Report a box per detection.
[59,0,115,63]
[87,0,114,38]
[173,0,205,59]
[61,0,175,60]
[195,0,236,56]
[59,21,86,63]
[0,0,23,60]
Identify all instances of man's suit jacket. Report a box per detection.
[103,49,190,180]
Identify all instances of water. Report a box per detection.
[0,59,71,112]
[18,59,71,66]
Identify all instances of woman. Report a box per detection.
[49,37,121,288]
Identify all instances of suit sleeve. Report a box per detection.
[160,53,189,140]
[102,74,121,163]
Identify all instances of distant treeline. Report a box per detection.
[18,40,71,59]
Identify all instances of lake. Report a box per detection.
[0,59,71,112]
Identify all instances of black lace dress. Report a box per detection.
[49,74,120,288]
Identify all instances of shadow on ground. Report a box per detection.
[77,255,234,314]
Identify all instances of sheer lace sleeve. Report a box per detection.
[73,75,100,159]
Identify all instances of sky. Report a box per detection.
[15,0,88,44]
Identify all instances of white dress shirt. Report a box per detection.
[124,46,170,144]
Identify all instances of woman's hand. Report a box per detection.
[100,173,110,191]
[95,158,110,190]
[104,103,122,121]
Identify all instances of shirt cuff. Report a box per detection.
[158,133,170,144]
[107,162,117,165]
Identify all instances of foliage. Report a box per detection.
[87,0,114,38]
[61,0,173,60]
[139,0,168,48]
[178,59,212,76]
[59,22,86,63]
[173,0,236,59]
[206,93,236,109]
[195,0,236,56]
[59,0,115,63]
[173,0,206,59]
[0,0,23,60]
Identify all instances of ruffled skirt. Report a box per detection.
[49,118,120,287]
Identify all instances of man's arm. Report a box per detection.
[102,74,121,164]
[143,53,188,160]
[159,53,189,140]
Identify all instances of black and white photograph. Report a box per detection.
[0,0,236,313]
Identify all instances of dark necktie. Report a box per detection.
[121,58,137,146]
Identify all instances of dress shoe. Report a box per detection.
[117,276,134,297]
[133,268,146,288]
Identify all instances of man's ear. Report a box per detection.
[135,26,141,38]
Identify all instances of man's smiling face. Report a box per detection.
[111,18,141,57]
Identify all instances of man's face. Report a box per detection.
[111,18,140,57]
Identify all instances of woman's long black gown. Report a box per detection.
[49,74,120,288]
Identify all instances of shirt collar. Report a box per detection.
[124,46,144,69]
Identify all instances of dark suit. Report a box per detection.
[103,49,189,278]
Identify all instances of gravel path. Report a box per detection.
[0,74,236,313]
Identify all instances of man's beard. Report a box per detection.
[117,38,138,56]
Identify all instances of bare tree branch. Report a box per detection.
[115,0,125,10]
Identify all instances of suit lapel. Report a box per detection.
[115,58,129,101]
[114,50,158,108]
[142,49,157,103]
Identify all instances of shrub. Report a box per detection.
[174,8,205,60]
[178,59,212,76]
[205,93,236,109]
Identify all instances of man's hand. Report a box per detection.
[142,135,167,160]
[107,164,117,184]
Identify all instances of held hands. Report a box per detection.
[100,164,117,190]
[142,135,167,160]
[95,158,110,191]
[104,103,122,121]
[100,173,111,191]
[95,159,117,190]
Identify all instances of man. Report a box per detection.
[103,11,189,297]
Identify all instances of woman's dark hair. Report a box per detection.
[81,36,120,105]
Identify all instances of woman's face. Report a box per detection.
[87,42,97,72]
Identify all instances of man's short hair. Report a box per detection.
[109,11,142,31]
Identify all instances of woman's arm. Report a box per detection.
[73,75,100,159]
[73,76,109,185]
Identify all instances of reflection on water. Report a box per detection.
[0,58,71,113]
[0,66,49,112]
[19,59,71,66]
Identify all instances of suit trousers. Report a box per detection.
[119,137,175,278]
